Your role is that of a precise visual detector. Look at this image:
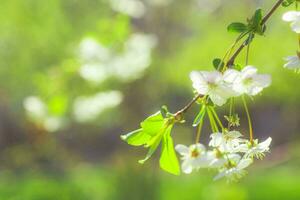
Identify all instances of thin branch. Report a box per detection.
[227,0,284,67]
[175,94,202,117]
[174,0,284,117]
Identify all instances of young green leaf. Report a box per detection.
[121,129,152,146]
[139,131,164,164]
[253,9,263,27]
[212,58,225,71]
[249,8,265,35]
[193,105,206,127]
[227,22,248,33]
[159,126,180,175]
[160,105,169,118]
[282,0,296,7]
[141,112,165,136]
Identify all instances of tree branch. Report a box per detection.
[227,0,284,67]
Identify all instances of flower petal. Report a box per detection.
[241,66,257,79]
[282,11,300,22]
[182,160,193,174]
[284,55,300,69]
[175,144,189,156]
[237,158,253,170]
[291,20,300,33]
[213,171,226,181]
[258,137,272,150]
[223,69,240,83]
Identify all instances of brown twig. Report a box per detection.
[175,94,202,117]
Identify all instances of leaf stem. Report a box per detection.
[207,108,219,132]
[209,107,224,131]
[242,95,253,142]
[195,115,205,143]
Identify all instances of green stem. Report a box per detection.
[245,35,251,66]
[242,95,253,142]
[209,107,224,131]
[229,98,234,117]
[207,108,219,132]
[228,97,235,129]
[195,116,205,143]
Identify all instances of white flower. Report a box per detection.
[284,55,300,70]
[209,131,244,153]
[208,151,241,168]
[190,71,236,106]
[224,66,271,96]
[175,143,210,174]
[213,158,253,181]
[282,11,300,33]
[238,137,272,159]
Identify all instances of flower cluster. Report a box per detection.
[176,131,272,182]
[282,11,300,71]
[173,67,272,181]
[190,66,271,106]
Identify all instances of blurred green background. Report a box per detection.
[0,0,300,199]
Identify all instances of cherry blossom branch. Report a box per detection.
[174,0,284,119]
[174,94,202,117]
[227,0,284,67]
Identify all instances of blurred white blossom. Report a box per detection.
[73,91,123,123]
[23,96,65,132]
[78,34,157,84]
[284,55,300,70]
[110,0,145,18]
[282,11,300,33]
[23,96,47,120]
[148,0,173,6]
[79,38,111,62]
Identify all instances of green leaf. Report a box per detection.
[122,111,180,175]
[212,58,224,71]
[193,105,206,127]
[233,63,242,71]
[141,112,165,136]
[139,132,164,164]
[121,129,152,146]
[282,0,296,7]
[159,126,180,175]
[160,105,169,118]
[253,9,263,27]
[249,8,265,35]
[227,22,248,33]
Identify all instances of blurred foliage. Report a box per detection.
[0,0,300,199]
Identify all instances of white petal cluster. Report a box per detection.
[282,11,300,33]
[282,11,300,70]
[224,66,271,96]
[190,71,236,106]
[190,66,271,105]
[284,55,300,70]
[176,131,272,182]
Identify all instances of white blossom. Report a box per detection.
[238,137,272,159]
[208,151,241,169]
[209,131,244,153]
[213,158,253,182]
[284,55,300,70]
[175,143,210,174]
[224,66,271,96]
[282,11,300,33]
[190,71,236,106]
